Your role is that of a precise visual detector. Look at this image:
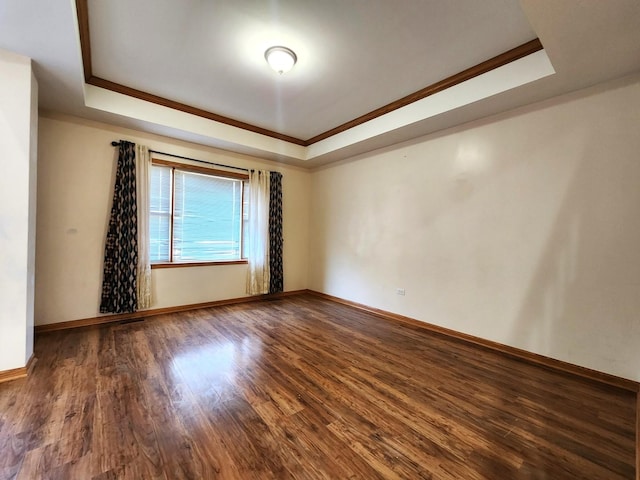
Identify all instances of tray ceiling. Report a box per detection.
[1,0,640,166]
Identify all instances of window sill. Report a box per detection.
[151,260,248,269]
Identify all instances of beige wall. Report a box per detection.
[35,75,640,382]
[36,114,310,325]
[0,49,37,370]
[309,75,640,381]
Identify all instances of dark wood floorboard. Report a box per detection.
[0,294,636,479]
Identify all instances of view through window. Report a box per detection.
[149,163,248,263]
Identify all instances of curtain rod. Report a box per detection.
[110,141,249,172]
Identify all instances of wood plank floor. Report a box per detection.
[0,294,636,479]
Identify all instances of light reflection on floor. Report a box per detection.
[170,336,262,403]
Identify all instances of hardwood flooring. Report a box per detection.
[0,294,636,479]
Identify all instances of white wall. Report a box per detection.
[0,49,37,371]
[309,75,640,382]
[36,114,310,325]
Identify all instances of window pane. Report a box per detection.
[173,170,242,261]
[242,183,249,259]
[150,213,170,261]
[150,165,171,262]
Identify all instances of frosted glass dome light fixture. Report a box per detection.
[265,46,297,74]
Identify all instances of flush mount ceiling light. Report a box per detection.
[264,46,297,74]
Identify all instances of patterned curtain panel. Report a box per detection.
[100,141,139,314]
[269,171,284,294]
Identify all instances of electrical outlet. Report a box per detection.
[396,288,406,296]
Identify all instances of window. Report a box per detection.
[149,160,249,265]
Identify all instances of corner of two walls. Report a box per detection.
[308,75,640,382]
[36,75,640,382]
[35,114,311,327]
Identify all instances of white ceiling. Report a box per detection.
[1,0,640,167]
[89,0,536,140]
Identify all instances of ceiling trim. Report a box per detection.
[74,0,306,146]
[306,39,542,144]
[75,0,92,81]
[86,76,308,145]
[75,0,541,147]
